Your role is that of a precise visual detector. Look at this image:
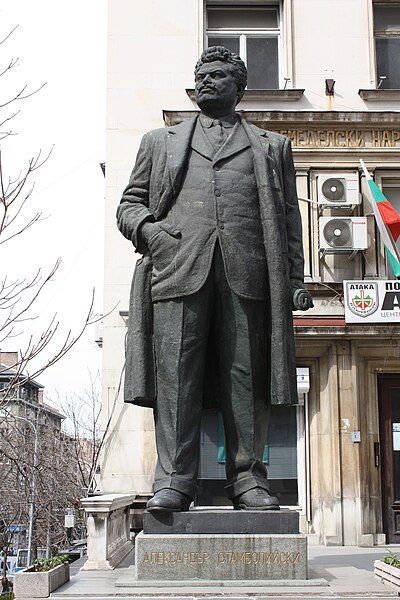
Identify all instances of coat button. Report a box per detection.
[219,223,225,230]
[215,190,221,197]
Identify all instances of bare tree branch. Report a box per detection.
[0,24,104,561]
[0,82,47,109]
[0,25,19,46]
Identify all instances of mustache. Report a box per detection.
[198,84,216,93]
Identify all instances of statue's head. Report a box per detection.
[194,46,247,115]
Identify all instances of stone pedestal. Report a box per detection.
[127,509,308,583]
[135,531,307,581]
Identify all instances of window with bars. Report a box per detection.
[374,3,400,89]
[206,4,281,89]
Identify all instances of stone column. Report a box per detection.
[308,341,343,545]
[337,340,360,545]
[296,168,311,279]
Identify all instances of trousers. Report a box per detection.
[152,244,271,499]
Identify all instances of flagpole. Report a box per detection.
[359,159,371,182]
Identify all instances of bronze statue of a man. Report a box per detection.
[117,46,313,512]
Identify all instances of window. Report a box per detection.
[21,385,38,402]
[374,3,400,89]
[382,181,400,277]
[206,4,281,89]
[372,172,400,278]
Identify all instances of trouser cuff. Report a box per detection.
[153,476,196,499]
[225,476,270,499]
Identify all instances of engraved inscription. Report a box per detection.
[371,130,400,147]
[143,551,210,565]
[217,551,300,564]
[269,128,400,148]
[141,550,300,566]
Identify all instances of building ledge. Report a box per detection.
[294,322,400,338]
[186,88,305,103]
[294,317,346,327]
[163,109,400,127]
[359,89,400,101]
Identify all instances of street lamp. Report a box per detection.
[26,416,39,568]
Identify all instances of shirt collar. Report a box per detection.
[199,112,238,129]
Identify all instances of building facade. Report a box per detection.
[102,0,400,545]
[0,352,65,556]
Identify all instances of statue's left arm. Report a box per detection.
[282,137,313,311]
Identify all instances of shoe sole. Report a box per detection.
[233,505,280,511]
[146,506,190,513]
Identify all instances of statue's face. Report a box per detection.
[195,60,238,116]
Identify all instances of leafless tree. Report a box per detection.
[56,373,102,495]
[0,24,100,399]
[0,24,102,568]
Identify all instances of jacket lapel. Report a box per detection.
[240,117,282,191]
[166,116,198,194]
[165,115,278,196]
[240,117,270,165]
[190,121,215,160]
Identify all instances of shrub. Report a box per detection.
[32,555,69,573]
[383,549,400,568]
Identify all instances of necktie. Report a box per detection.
[212,119,226,148]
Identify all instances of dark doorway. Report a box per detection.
[378,374,400,543]
[197,406,299,506]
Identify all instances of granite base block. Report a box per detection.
[135,531,307,581]
[143,508,299,534]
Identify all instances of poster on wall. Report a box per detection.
[393,423,400,452]
[344,280,400,324]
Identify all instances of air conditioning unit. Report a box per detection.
[317,173,360,206]
[319,217,368,250]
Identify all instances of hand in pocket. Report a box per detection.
[147,223,181,272]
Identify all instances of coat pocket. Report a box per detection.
[148,228,180,273]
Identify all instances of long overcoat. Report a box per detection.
[117,115,305,409]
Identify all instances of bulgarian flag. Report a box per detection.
[360,160,400,279]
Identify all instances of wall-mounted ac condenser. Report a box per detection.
[317,173,360,207]
[319,216,368,250]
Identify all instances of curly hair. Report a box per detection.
[194,46,247,104]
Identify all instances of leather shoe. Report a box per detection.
[233,487,280,511]
[146,489,192,513]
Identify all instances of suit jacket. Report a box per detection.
[118,115,304,408]
[137,119,269,300]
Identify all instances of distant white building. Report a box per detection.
[101,0,400,546]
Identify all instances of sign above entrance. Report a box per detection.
[271,129,400,148]
[344,280,400,323]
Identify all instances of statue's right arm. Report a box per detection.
[116,133,157,253]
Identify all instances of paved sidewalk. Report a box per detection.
[49,545,400,599]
